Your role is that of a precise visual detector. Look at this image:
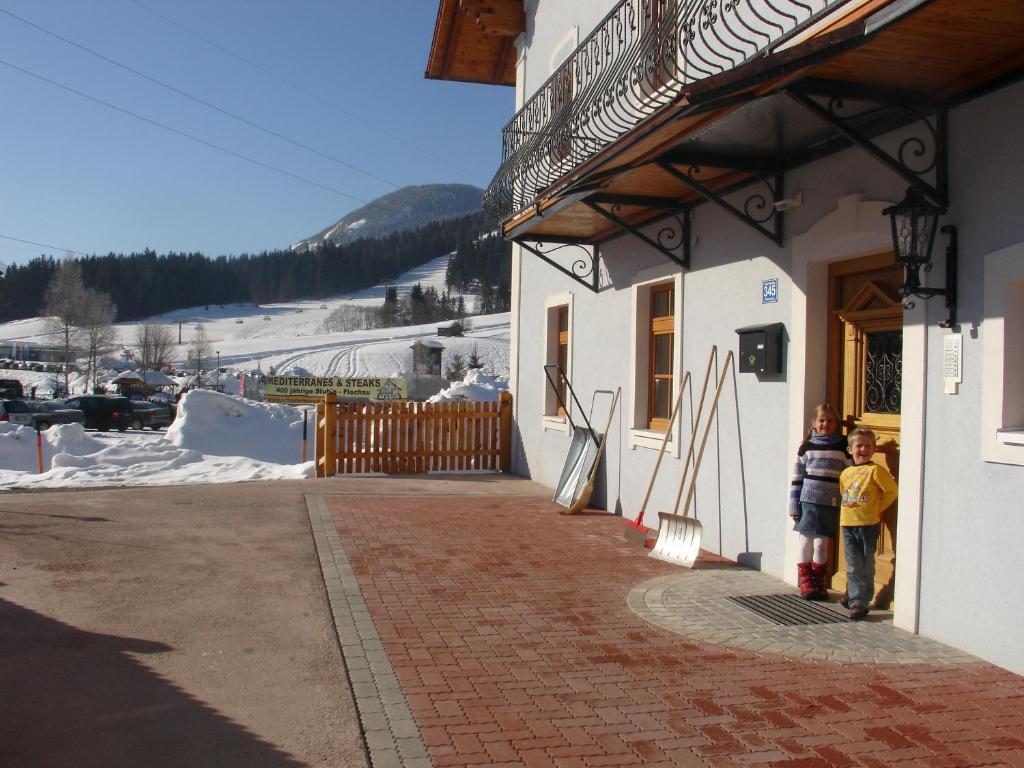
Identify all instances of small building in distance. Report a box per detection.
[437,322,463,337]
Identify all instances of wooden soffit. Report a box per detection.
[426,0,523,87]
[503,0,1024,242]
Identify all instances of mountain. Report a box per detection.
[291,183,484,252]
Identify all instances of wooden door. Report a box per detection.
[827,253,903,609]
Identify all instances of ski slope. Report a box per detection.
[0,253,511,393]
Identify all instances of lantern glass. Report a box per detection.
[883,187,944,266]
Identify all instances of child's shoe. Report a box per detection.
[849,605,869,621]
[809,562,830,601]
[797,562,815,599]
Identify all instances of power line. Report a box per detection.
[0,7,399,190]
[0,233,91,258]
[0,57,370,205]
[127,0,480,177]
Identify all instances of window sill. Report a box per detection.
[629,427,678,455]
[542,415,571,434]
[996,428,1024,446]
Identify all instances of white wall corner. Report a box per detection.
[892,307,927,633]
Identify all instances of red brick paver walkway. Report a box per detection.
[327,495,1024,767]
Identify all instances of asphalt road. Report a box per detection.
[0,480,366,768]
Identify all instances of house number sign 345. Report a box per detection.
[762,278,779,304]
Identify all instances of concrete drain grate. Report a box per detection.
[726,594,852,626]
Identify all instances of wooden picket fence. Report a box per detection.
[315,392,512,476]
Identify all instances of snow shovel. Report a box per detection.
[624,369,692,547]
[561,387,620,515]
[649,349,734,568]
[545,364,604,511]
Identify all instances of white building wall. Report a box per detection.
[510,1,1024,673]
[914,81,1024,674]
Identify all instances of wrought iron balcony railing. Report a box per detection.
[484,0,849,222]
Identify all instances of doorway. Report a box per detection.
[827,252,903,608]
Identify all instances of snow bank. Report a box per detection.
[0,393,313,489]
[428,370,508,403]
[168,389,309,465]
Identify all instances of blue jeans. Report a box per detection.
[843,524,881,608]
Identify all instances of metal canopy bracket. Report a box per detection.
[656,160,785,246]
[583,197,690,270]
[784,85,948,204]
[514,238,600,293]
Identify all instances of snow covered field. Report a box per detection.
[1,254,510,388]
[0,253,511,490]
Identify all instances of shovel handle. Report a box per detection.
[543,364,598,445]
[634,370,691,526]
[671,346,720,517]
[678,350,734,519]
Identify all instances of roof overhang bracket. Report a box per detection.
[784,86,948,205]
[513,238,600,294]
[583,199,690,270]
[656,160,784,246]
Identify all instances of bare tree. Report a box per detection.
[134,324,175,380]
[42,261,87,395]
[187,324,213,387]
[80,290,119,393]
[321,304,386,333]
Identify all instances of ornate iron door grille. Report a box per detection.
[865,330,902,415]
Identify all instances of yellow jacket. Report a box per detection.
[839,462,898,526]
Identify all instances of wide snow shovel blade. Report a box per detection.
[648,512,703,567]
[562,388,620,515]
[553,426,599,508]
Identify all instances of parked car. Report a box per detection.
[22,400,86,430]
[0,399,33,427]
[0,379,24,399]
[127,400,174,430]
[61,395,132,431]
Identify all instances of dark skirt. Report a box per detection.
[793,502,839,538]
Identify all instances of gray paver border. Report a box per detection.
[307,494,433,768]
[628,569,983,665]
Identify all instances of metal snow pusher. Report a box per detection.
[648,347,735,568]
[544,365,619,514]
[562,387,619,514]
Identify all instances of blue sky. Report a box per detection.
[0,0,513,264]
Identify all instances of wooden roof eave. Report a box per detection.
[426,0,522,87]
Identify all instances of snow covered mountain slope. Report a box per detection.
[291,183,483,251]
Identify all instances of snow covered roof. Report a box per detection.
[115,369,178,386]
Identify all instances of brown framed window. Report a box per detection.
[556,306,569,415]
[648,283,674,431]
[545,300,572,419]
[645,0,679,91]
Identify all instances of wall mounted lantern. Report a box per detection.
[882,185,958,328]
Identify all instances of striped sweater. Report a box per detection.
[789,432,851,515]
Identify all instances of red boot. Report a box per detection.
[797,562,815,599]
[810,562,830,601]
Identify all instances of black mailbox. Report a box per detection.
[735,323,784,374]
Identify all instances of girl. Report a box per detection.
[789,404,850,600]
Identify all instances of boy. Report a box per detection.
[839,428,898,620]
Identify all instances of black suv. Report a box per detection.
[62,395,132,431]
